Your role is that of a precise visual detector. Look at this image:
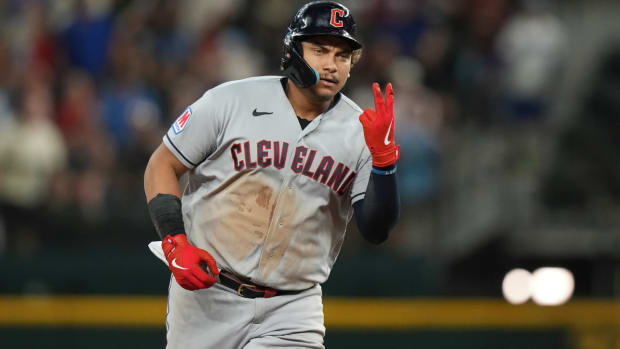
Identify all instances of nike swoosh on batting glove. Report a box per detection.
[359,82,401,167]
[162,234,219,291]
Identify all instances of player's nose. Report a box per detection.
[321,55,338,73]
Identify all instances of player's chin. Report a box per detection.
[311,84,340,101]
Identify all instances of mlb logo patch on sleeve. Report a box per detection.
[172,107,192,134]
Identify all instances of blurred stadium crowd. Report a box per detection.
[0,0,568,250]
[1,0,619,297]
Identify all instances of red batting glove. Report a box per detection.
[359,82,400,167]
[162,234,219,291]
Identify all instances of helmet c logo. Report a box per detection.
[330,8,345,27]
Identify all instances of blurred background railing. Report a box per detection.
[1,0,619,348]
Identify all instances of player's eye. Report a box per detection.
[337,53,351,62]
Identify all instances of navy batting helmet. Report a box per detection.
[281,1,362,88]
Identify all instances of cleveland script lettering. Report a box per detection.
[230,140,357,195]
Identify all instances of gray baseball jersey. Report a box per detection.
[163,76,371,290]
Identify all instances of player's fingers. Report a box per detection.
[191,265,210,283]
[186,272,207,289]
[196,261,219,287]
[386,83,394,114]
[200,261,211,275]
[194,264,218,287]
[199,250,220,275]
[173,272,198,290]
[372,82,385,114]
[359,109,374,126]
[180,283,198,291]
[358,112,368,126]
[204,274,218,287]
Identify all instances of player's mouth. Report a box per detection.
[319,77,338,87]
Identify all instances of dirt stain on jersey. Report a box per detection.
[255,186,272,209]
[202,173,278,265]
[267,201,276,227]
[239,200,252,213]
[258,185,298,280]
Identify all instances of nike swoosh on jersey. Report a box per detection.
[384,120,393,145]
[171,258,189,270]
[253,108,274,116]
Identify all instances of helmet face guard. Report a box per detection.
[281,1,362,88]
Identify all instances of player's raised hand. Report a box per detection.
[162,234,219,291]
[359,82,400,167]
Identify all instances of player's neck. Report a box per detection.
[285,80,333,121]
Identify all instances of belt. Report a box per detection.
[218,270,305,298]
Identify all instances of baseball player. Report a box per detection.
[144,1,400,348]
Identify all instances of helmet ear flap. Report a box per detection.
[281,38,320,88]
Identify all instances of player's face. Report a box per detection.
[301,37,353,101]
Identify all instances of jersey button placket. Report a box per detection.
[279,178,294,229]
[257,175,292,272]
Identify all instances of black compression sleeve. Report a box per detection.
[147,194,186,240]
[353,165,400,244]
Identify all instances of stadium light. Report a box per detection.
[530,267,574,306]
[502,268,532,304]
[502,267,575,306]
